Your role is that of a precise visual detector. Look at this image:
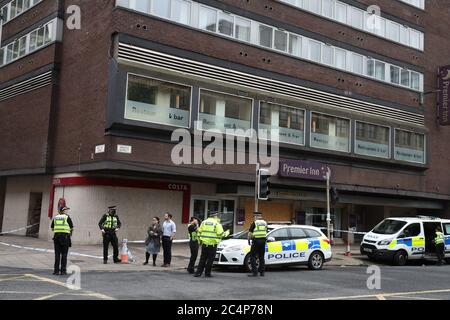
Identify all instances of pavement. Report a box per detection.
[0,235,366,272]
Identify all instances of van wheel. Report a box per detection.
[243,254,257,273]
[308,251,324,270]
[368,255,377,262]
[393,250,408,266]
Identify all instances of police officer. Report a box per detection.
[248,212,268,277]
[51,206,74,275]
[194,212,229,278]
[98,206,122,264]
[435,226,445,265]
[187,217,200,274]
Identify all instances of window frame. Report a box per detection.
[394,128,426,164]
[354,120,391,159]
[310,111,352,153]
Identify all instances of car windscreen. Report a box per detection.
[372,220,407,235]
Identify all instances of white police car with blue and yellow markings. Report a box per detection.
[360,217,450,266]
[214,225,332,271]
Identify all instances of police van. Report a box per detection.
[360,216,450,266]
[214,224,332,271]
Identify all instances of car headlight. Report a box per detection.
[378,239,393,246]
[222,245,243,252]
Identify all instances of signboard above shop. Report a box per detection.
[278,160,330,181]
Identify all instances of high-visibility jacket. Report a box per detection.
[198,217,225,246]
[53,214,71,234]
[188,223,198,241]
[435,231,445,245]
[103,215,118,229]
[252,219,268,239]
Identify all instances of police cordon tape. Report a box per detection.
[332,230,368,235]
[0,223,40,235]
[127,239,190,244]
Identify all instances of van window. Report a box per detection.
[399,223,421,238]
[372,219,407,235]
[269,228,290,241]
[443,223,450,236]
[289,228,308,239]
[304,229,322,238]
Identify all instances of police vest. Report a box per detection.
[188,223,198,241]
[435,231,445,245]
[198,218,223,246]
[253,220,268,239]
[53,214,71,234]
[103,215,118,229]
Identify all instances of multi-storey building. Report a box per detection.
[0,0,449,244]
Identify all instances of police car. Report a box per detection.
[214,225,332,271]
[360,216,450,266]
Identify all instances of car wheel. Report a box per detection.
[368,255,377,262]
[243,254,258,273]
[308,251,324,270]
[393,250,408,266]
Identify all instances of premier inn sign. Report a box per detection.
[278,160,329,181]
[438,65,450,126]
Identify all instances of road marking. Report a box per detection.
[313,288,450,300]
[393,295,441,300]
[34,293,62,300]
[0,275,27,282]
[376,294,386,300]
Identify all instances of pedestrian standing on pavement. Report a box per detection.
[98,206,122,264]
[51,206,74,276]
[194,212,230,278]
[187,217,200,274]
[435,225,445,265]
[248,212,268,277]
[144,217,163,266]
[161,213,176,267]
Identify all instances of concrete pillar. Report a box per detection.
[0,177,6,232]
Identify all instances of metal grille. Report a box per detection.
[0,71,53,102]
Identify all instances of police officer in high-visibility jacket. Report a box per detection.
[435,226,445,265]
[51,206,74,275]
[194,212,230,278]
[248,212,268,277]
[98,206,122,264]
[187,217,200,274]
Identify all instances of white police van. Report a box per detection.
[360,216,450,266]
[214,224,332,271]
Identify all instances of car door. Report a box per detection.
[287,228,309,263]
[443,223,450,256]
[265,228,290,265]
[397,223,424,258]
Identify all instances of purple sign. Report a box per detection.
[278,160,330,181]
[438,66,450,126]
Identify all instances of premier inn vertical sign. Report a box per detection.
[438,65,450,126]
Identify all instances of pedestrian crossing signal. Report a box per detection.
[258,169,271,200]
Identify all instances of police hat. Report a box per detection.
[253,211,263,217]
[60,206,70,212]
[209,211,219,217]
[108,206,117,210]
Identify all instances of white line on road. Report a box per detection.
[314,288,450,300]
[34,293,62,300]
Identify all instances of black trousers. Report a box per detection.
[250,238,266,274]
[436,243,445,263]
[103,232,119,262]
[54,234,70,273]
[162,236,173,265]
[196,245,217,276]
[188,240,199,273]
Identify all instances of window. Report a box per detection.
[410,30,421,49]
[390,66,400,84]
[125,74,191,128]
[153,0,170,18]
[388,21,400,42]
[335,48,346,70]
[443,224,450,236]
[259,102,305,145]
[259,24,273,48]
[235,17,251,42]
[0,48,4,66]
[311,113,350,152]
[308,40,321,62]
[335,2,347,24]
[395,129,425,164]
[29,30,38,51]
[131,0,149,13]
[366,59,375,77]
[373,219,407,235]
[198,90,252,133]
[304,228,322,238]
[350,8,364,29]
[322,0,333,18]
[288,34,301,57]
[399,223,421,238]
[401,69,410,87]
[269,228,290,241]
[274,29,288,52]
[307,0,321,14]
[400,25,409,45]
[218,11,234,37]
[44,22,53,44]
[322,45,333,65]
[2,0,42,23]
[355,122,390,158]
[199,6,217,32]
[352,53,363,74]
[171,0,191,24]
[375,61,385,80]
[411,72,420,91]
[289,228,308,239]
[18,36,27,56]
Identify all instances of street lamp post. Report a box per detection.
[326,168,331,240]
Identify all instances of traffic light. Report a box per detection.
[330,187,339,207]
[257,169,271,200]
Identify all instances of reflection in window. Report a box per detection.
[171,0,191,24]
[311,113,350,152]
[199,90,252,133]
[153,0,170,17]
[259,24,273,48]
[390,66,400,84]
[259,102,305,145]
[288,34,301,56]
[274,30,288,52]
[218,11,234,36]
[125,75,191,127]
[308,40,321,62]
[235,17,251,42]
[199,6,217,32]
[355,122,390,158]
[395,129,425,164]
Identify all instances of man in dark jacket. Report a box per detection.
[187,217,200,274]
[98,206,122,264]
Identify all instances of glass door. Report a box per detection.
[191,198,236,234]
